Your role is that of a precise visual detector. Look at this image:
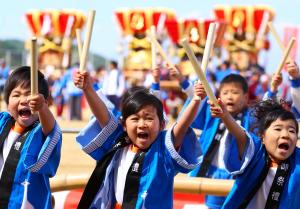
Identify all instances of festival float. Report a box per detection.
[213,5,274,70]
[24,10,86,70]
[164,18,227,76]
[114,8,177,86]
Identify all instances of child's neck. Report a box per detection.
[12,122,25,134]
[130,144,140,153]
[270,160,278,168]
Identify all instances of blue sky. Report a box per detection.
[0,0,299,73]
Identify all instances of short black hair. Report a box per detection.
[4,66,49,104]
[219,74,248,93]
[110,60,118,68]
[251,99,299,136]
[121,88,164,124]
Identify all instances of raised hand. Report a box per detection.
[193,80,206,100]
[208,98,228,119]
[27,94,46,113]
[152,67,161,83]
[286,61,300,79]
[270,73,283,93]
[73,70,93,90]
[168,65,184,83]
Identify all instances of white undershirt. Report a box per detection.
[211,129,228,169]
[246,167,277,209]
[211,120,241,169]
[0,130,21,178]
[114,146,136,204]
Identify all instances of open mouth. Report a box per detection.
[226,102,234,107]
[137,132,149,139]
[19,109,31,118]
[278,142,290,151]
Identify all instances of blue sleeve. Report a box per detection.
[290,77,300,88]
[178,97,208,130]
[180,79,190,90]
[150,82,160,91]
[223,130,259,175]
[164,124,202,173]
[24,122,62,177]
[76,112,123,160]
[265,90,277,99]
[190,97,209,130]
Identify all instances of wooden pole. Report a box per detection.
[268,22,293,63]
[201,23,216,73]
[274,37,296,75]
[50,174,233,196]
[79,10,96,72]
[148,31,175,68]
[150,26,157,69]
[173,176,233,196]
[181,38,219,108]
[76,29,83,59]
[30,37,38,114]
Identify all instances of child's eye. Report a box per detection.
[130,117,138,121]
[289,129,296,134]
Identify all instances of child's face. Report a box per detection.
[262,118,297,164]
[124,105,163,150]
[219,83,248,115]
[7,84,38,128]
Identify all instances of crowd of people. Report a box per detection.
[0,51,299,209]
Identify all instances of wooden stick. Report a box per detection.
[150,26,156,69]
[148,31,175,68]
[30,37,38,96]
[268,22,293,62]
[76,29,83,59]
[30,37,38,114]
[79,10,96,72]
[275,37,296,75]
[180,38,219,108]
[202,23,216,73]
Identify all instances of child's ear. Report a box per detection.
[160,120,166,131]
[260,134,265,144]
[120,117,126,131]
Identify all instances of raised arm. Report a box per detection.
[286,61,300,112]
[28,94,55,135]
[172,81,205,148]
[150,67,162,98]
[73,70,110,128]
[209,98,247,159]
[169,66,194,99]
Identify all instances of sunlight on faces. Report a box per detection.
[123,105,164,150]
[262,118,297,164]
[219,83,248,116]
[7,84,38,128]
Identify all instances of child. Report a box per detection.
[73,70,205,209]
[188,74,251,209]
[0,66,62,208]
[209,98,300,209]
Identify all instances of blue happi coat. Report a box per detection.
[0,112,62,209]
[222,132,300,209]
[76,112,202,209]
[184,97,251,209]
